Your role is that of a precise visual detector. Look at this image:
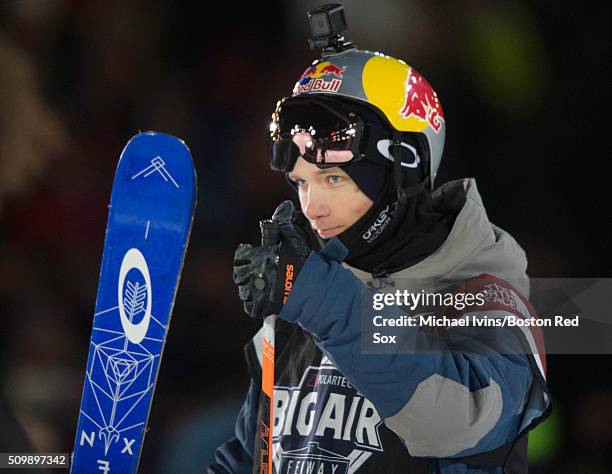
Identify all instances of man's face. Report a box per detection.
[288,156,374,239]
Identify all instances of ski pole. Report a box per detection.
[254,219,281,474]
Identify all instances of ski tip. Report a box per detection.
[122,131,193,162]
[128,131,189,149]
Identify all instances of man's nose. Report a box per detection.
[303,187,330,221]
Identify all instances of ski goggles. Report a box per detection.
[269,97,367,172]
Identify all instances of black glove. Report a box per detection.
[233,201,311,319]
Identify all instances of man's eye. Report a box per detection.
[291,177,305,186]
[327,175,344,184]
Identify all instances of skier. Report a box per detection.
[210,18,551,474]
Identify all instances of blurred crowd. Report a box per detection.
[0,1,610,472]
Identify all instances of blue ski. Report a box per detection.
[71,132,196,473]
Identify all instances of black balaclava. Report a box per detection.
[289,100,454,275]
[340,157,387,201]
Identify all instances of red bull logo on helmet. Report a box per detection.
[293,61,346,96]
[400,68,444,133]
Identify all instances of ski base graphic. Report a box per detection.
[71,132,196,473]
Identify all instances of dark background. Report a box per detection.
[0,1,610,472]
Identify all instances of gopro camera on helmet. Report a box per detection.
[307,4,354,53]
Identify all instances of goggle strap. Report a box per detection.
[392,132,426,205]
[392,133,406,204]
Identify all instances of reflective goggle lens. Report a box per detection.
[269,98,365,171]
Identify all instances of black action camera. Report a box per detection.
[307,3,354,52]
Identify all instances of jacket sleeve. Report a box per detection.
[208,380,258,474]
[279,238,543,459]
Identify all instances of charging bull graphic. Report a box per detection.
[400,68,444,133]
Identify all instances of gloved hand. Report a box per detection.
[233,201,311,319]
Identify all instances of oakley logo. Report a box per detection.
[363,204,392,243]
[376,139,420,168]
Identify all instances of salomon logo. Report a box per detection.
[283,264,295,304]
[376,139,420,168]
